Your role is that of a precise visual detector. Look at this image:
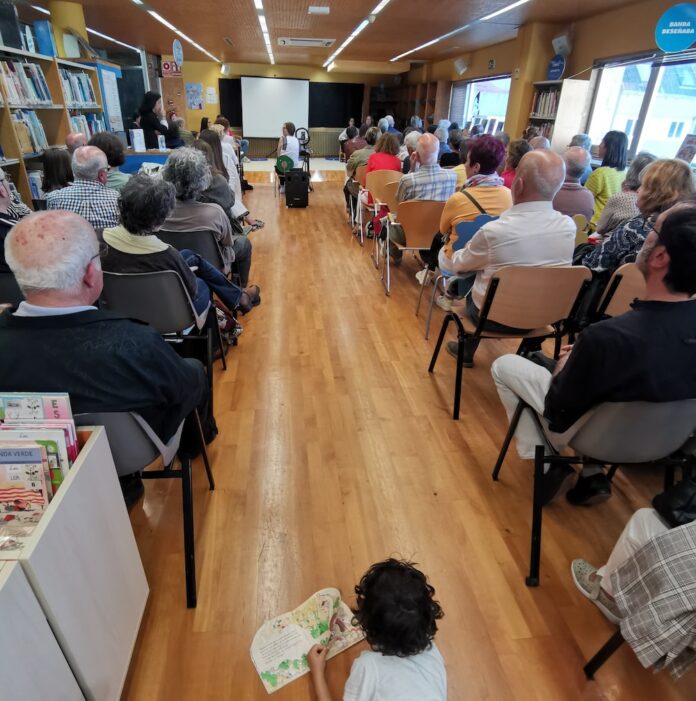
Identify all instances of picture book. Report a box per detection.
[0,393,72,421]
[5,421,79,463]
[250,588,364,694]
[0,443,49,525]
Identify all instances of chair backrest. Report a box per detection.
[355,164,367,188]
[484,266,592,329]
[0,272,23,306]
[573,214,588,246]
[101,270,200,334]
[366,170,401,205]
[569,399,696,464]
[597,263,646,318]
[452,215,496,253]
[276,155,294,174]
[381,180,399,213]
[158,229,225,272]
[395,200,446,249]
[74,412,161,477]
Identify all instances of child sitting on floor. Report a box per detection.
[307,558,447,700]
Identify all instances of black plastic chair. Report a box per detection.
[158,229,227,274]
[0,272,23,306]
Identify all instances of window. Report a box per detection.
[450,76,511,134]
[587,55,696,162]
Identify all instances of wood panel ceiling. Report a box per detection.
[21,0,636,67]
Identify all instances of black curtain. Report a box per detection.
[218,79,242,125]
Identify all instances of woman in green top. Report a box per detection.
[88,131,131,193]
[585,130,628,229]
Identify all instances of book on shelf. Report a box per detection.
[0,442,50,526]
[251,588,364,693]
[69,113,106,137]
[11,110,49,154]
[60,68,98,107]
[33,19,58,57]
[532,88,559,118]
[27,170,44,200]
[0,60,52,106]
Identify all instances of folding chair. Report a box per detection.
[366,170,402,264]
[158,229,228,275]
[0,272,23,306]
[573,213,589,246]
[418,215,495,340]
[429,266,592,419]
[353,164,368,245]
[381,199,445,296]
[74,410,215,608]
[100,270,219,410]
[595,263,646,318]
[492,399,696,586]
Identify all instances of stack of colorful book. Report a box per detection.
[69,112,106,137]
[12,110,49,153]
[60,68,97,107]
[0,60,52,105]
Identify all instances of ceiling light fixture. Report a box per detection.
[370,0,391,14]
[131,0,144,5]
[146,10,221,62]
[390,0,531,61]
[251,0,275,65]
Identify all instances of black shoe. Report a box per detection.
[119,473,144,510]
[445,340,473,368]
[539,463,576,506]
[527,351,557,372]
[566,472,612,506]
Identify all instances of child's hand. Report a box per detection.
[307,644,328,676]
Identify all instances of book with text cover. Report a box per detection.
[250,588,364,694]
[0,443,49,524]
[0,393,72,421]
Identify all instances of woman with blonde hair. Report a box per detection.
[581,158,695,272]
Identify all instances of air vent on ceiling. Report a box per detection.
[277,37,335,48]
[223,36,234,47]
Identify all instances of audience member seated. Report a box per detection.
[568,134,593,184]
[46,146,119,230]
[363,115,374,129]
[89,131,131,193]
[377,117,389,134]
[276,121,301,193]
[137,91,173,150]
[553,147,595,220]
[586,130,628,229]
[581,159,695,273]
[439,129,463,168]
[164,118,185,149]
[501,139,532,188]
[439,150,575,367]
[338,117,356,146]
[161,147,246,275]
[0,210,216,502]
[409,115,424,131]
[0,167,28,273]
[523,126,540,141]
[468,124,484,138]
[529,135,550,150]
[401,130,421,175]
[101,174,258,318]
[594,151,656,239]
[358,133,402,232]
[491,202,696,505]
[65,131,87,153]
[434,128,451,158]
[343,126,366,159]
[572,508,695,627]
[452,138,471,188]
[386,115,401,138]
[174,117,194,146]
[496,132,510,149]
[343,126,380,216]
[41,147,73,194]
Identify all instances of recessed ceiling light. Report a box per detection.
[308,6,330,14]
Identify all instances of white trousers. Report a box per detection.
[597,508,669,595]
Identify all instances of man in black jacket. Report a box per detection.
[0,210,212,499]
[491,201,696,506]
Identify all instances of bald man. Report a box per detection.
[65,131,87,153]
[0,211,212,502]
[437,149,576,366]
[529,135,550,150]
[553,146,595,220]
[46,145,119,229]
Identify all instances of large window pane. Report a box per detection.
[588,62,652,147]
[637,63,696,160]
[451,76,511,133]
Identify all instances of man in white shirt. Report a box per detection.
[438,149,575,366]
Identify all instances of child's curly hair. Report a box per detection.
[353,559,444,657]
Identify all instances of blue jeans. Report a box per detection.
[180,249,243,314]
[239,139,249,158]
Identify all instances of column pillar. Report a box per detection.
[48,1,88,58]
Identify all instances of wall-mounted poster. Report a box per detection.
[185,82,203,110]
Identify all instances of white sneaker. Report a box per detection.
[243,156,251,163]
[415,269,429,285]
[436,295,453,311]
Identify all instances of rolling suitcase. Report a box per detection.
[285,168,309,208]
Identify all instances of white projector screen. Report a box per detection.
[241,77,309,139]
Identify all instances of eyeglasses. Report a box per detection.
[644,218,663,243]
[90,241,109,261]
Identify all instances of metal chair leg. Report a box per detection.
[424,274,443,340]
[382,236,392,296]
[214,315,228,371]
[453,330,466,420]
[428,313,453,373]
[584,629,624,679]
[194,409,215,491]
[181,454,197,608]
[492,400,526,480]
[526,444,546,587]
[415,267,430,316]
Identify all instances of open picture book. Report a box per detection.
[250,588,364,694]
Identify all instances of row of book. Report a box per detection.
[529,121,554,138]
[69,113,106,137]
[531,89,560,118]
[0,60,52,106]
[0,393,78,551]
[60,68,98,107]
[12,109,49,154]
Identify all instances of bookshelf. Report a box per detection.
[0,46,105,207]
[527,78,590,151]
[396,80,452,129]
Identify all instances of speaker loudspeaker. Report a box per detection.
[220,63,232,77]
[454,58,468,76]
[552,34,572,57]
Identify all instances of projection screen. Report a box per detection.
[240,76,310,139]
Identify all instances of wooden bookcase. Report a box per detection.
[0,46,104,206]
[527,78,590,152]
[398,80,452,129]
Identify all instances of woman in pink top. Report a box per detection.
[500,138,532,188]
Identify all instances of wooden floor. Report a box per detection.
[123,173,696,700]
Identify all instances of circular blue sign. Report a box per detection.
[547,54,566,81]
[656,3,696,53]
[173,39,184,66]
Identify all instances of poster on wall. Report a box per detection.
[101,69,124,131]
[185,83,204,110]
[206,86,218,104]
